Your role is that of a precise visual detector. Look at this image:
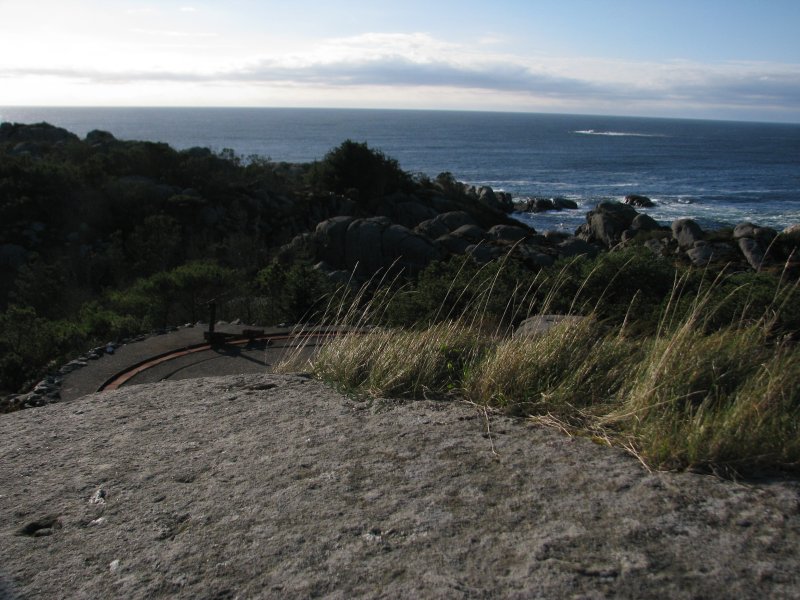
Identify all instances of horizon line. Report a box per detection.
[2,105,799,127]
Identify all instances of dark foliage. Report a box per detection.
[1,123,797,397]
[385,255,533,328]
[254,263,337,325]
[307,140,412,206]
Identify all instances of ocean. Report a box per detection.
[2,107,799,232]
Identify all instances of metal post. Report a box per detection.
[208,301,216,335]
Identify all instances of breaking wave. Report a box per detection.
[573,130,668,138]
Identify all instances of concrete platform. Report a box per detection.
[59,324,318,402]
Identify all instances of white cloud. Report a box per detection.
[125,7,159,15]
[1,29,798,119]
[131,28,219,38]
[476,34,505,46]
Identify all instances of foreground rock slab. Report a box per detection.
[1,374,799,598]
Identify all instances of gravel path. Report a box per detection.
[1,374,799,599]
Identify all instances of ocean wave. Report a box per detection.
[573,130,668,138]
[660,196,695,205]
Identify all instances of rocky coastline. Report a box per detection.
[7,196,795,414]
[2,123,800,598]
[3,122,797,286]
[1,122,799,409]
[279,187,800,280]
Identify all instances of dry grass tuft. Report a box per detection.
[294,254,800,474]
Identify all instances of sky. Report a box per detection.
[1,0,799,122]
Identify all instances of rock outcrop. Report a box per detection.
[476,186,514,213]
[279,192,623,275]
[377,194,440,229]
[556,237,599,259]
[671,219,705,250]
[566,199,798,273]
[487,224,531,243]
[3,373,799,599]
[732,222,779,271]
[737,237,767,271]
[85,129,118,146]
[281,216,441,277]
[517,197,579,213]
[624,194,654,208]
[576,201,639,247]
[284,195,800,280]
[415,211,476,239]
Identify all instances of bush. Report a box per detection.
[254,262,336,324]
[0,352,26,394]
[0,306,61,391]
[126,214,184,277]
[9,258,70,319]
[670,270,800,337]
[110,262,242,328]
[531,248,677,331]
[75,301,140,341]
[385,255,534,329]
[307,140,411,205]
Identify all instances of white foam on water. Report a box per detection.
[573,130,668,138]
[513,194,800,235]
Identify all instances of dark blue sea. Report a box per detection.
[2,107,799,232]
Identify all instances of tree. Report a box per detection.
[0,306,51,391]
[308,140,411,206]
[255,263,335,324]
[110,262,241,328]
[126,214,184,277]
[9,258,68,319]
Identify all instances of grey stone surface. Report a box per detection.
[557,237,599,258]
[624,194,654,208]
[580,202,638,247]
[672,218,705,250]
[487,224,530,242]
[631,213,661,232]
[1,374,799,598]
[739,237,767,271]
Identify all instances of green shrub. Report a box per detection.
[385,255,534,329]
[532,248,677,331]
[125,214,185,277]
[307,140,411,205]
[9,258,69,319]
[254,262,337,325]
[110,261,242,328]
[75,301,141,341]
[670,270,800,336]
[0,352,26,394]
[0,306,64,391]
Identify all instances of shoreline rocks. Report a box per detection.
[576,201,641,247]
[279,188,800,282]
[515,197,580,213]
[624,194,655,208]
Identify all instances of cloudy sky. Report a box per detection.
[1,0,799,122]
